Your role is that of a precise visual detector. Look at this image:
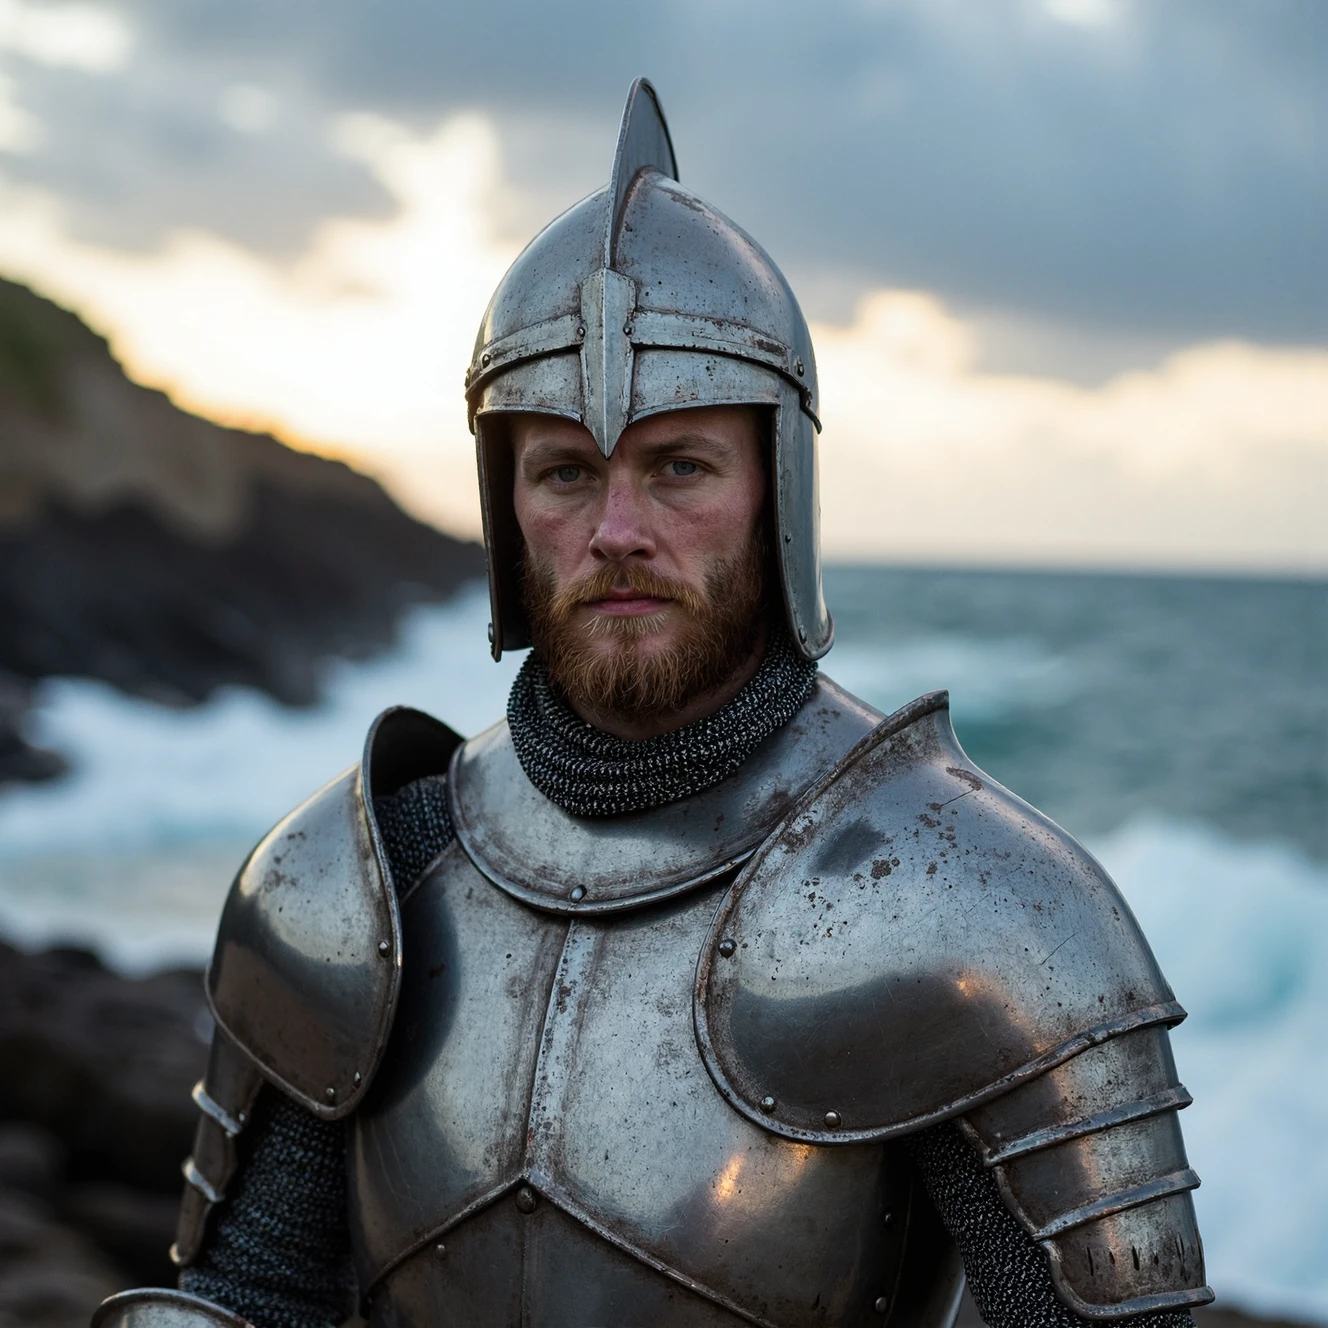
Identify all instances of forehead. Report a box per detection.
[510,405,761,459]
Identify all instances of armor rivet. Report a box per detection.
[874,1295,889,1314]
[759,1095,777,1113]
[515,1186,538,1214]
[325,1087,336,1102]
[570,885,586,903]
[623,321,633,336]
[435,1243,447,1257]
[784,533,792,543]
[576,324,586,339]
[481,352,491,366]
[487,622,495,644]
[718,938,736,957]
[353,1071,362,1086]
[795,358,805,376]
[378,939,390,955]
[824,1110,841,1128]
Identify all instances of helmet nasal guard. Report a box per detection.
[466,78,831,662]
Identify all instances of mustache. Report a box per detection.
[544,563,708,622]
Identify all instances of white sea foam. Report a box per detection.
[826,634,1079,720]
[0,584,518,970]
[0,593,1323,1319]
[1090,819,1328,1324]
[0,584,521,862]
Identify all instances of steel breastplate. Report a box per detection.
[348,676,964,1326]
[349,844,961,1327]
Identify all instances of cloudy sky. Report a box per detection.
[0,0,1323,569]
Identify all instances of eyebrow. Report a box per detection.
[518,431,732,468]
[635,432,732,459]
[517,438,599,468]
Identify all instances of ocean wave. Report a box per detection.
[826,634,1078,721]
[0,585,521,860]
[0,598,1071,862]
[1088,818,1328,1323]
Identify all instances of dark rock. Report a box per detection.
[0,946,200,1317]
[0,275,486,780]
[0,1186,124,1328]
[0,671,66,786]
[0,484,483,711]
[63,1184,179,1287]
[0,943,206,1192]
[0,1123,64,1201]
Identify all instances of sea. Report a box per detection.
[1,566,1324,1322]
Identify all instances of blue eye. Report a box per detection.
[553,465,581,483]
[668,460,699,476]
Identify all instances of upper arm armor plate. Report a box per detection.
[205,706,461,1119]
[959,1024,1208,1317]
[695,690,1212,1317]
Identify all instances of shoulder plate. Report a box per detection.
[695,691,1183,1143]
[449,676,880,914]
[206,706,461,1119]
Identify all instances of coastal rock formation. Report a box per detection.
[0,941,205,1323]
[0,276,484,782]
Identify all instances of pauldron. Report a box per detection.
[173,706,461,1269]
[696,691,1213,1318]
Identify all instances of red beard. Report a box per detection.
[521,538,768,726]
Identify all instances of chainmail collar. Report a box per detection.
[507,633,819,818]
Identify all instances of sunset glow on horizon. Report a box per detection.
[0,12,1322,573]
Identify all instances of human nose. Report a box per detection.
[588,471,656,563]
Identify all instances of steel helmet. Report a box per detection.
[466,78,830,661]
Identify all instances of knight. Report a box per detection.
[93,80,1213,1328]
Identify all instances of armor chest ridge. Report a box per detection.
[350,842,914,1327]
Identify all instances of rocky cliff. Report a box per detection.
[0,276,484,781]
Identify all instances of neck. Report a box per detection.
[567,624,770,742]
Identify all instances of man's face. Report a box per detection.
[511,405,769,726]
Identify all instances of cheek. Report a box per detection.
[516,497,589,573]
[665,484,764,566]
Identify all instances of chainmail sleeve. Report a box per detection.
[908,1123,1196,1328]
[177,774,455,1327]
[177,1092,355,1328]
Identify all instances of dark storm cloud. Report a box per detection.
[3,0,1324,340]
[0,43,392,256]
